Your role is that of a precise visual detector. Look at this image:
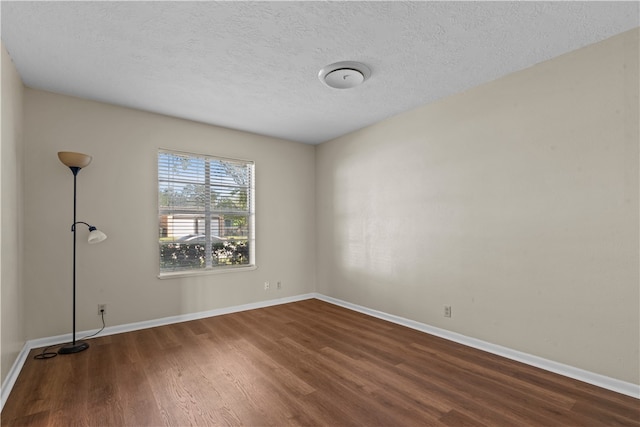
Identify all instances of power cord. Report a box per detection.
[34,309,106,360]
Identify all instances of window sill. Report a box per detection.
[158,264,257,279]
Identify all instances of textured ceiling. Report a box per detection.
[2,1,638,144]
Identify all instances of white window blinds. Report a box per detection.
[158,149,255,274]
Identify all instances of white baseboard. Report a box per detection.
[27,293,317,350]
[3,291,637,412]
[1,293,315,411]
[0,343,31,411]
[314,293,640,399]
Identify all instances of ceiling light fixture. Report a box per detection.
[318,61,371,89]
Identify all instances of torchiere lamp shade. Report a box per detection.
[58,151,92,169]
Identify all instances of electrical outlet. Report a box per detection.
[444,306,451,318]
[98,304,107,315]
[277,281,282,290]
[264,281,270,291]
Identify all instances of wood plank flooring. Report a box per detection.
[2,299,639,426]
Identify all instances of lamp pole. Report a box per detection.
[57,151,106,355]
[58,165,89,354]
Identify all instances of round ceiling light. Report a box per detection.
[318,61,371,89]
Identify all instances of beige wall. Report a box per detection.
[316,29,639,384]
[23,90,316,340]
[1,42,25,384]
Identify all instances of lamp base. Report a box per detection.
[58,341,89,354]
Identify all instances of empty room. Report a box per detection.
[1,1,639,426]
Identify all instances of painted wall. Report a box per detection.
[316,29,639,384]
[1,42,25,384]
[23,90,316,340]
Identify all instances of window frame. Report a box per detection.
[157,148,256,278]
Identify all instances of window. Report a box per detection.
[158,149,255,276]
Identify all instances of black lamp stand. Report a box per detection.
[58,166,89,354]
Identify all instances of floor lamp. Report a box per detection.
[58,151,107,354]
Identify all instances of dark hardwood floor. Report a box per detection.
[2,299,639,426]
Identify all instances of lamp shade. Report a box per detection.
[58,152,92,169]
[87,227,107,244]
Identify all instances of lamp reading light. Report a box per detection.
[88,226,108,244]
[57,151,107,355]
